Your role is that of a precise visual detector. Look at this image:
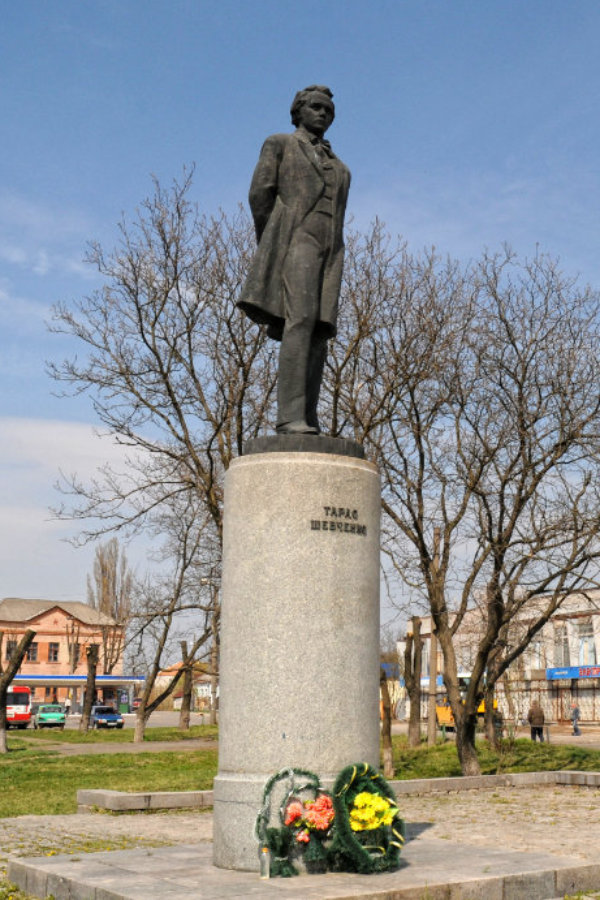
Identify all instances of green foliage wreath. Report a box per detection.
[255,762,404,877]
[327,762,405,874]
[255,767,331,877]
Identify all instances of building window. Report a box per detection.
[530,640,543,669]
[26,642,38,662]
[48,642,59,663]
[5,639,17,660]
[554,623,570,667]
[578,619,597,666]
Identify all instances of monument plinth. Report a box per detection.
[213,440,381,871]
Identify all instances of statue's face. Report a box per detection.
[297,93,334,138]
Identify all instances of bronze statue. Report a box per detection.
[238,85,351,434]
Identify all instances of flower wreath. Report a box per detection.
[255,767,333,877]
[255,762,404,877]
[328,761,405,874]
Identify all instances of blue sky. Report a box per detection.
[1,1,599,604]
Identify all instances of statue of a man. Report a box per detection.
[238,85,351,435]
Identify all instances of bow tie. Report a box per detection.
[310,137,332,156]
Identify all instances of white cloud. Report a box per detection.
[0,418,129,496]
[0,192,97,284]
[0,502,95,602]
[0,418,134,599]
[0,192,91,241]
[0,284,50,328]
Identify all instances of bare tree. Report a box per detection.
[380,666,394,777]
[0,630,36,753]
[79,644,99,732]
[178,639,193,730]
[49,174,277,723]
[206,580,220,726]
[403,617,423,747]
[65,617,81,673]
[49,176,600,776]
[334,234,600,774]
[128,495,216,742]
[87,537,133,673]
[49,171,277,552]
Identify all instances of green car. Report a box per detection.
[33,704,66,730]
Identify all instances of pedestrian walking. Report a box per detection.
[527,700,545,742]
[571,701,581,736]
[64,695,72,717]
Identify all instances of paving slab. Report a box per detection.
[9,832,600,900]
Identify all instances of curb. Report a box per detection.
[77,789,214,813]
[76,770,600,812]
[8,840,600,900]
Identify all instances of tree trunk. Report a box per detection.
[134,711,147,742]
[209,609,219,726]
[380,667,394,778]
[455,711,481,775]
[404,617,422,748]
[427,527,441,747]
[427,627,438,747]
[0,629,36,754]
[502,674,516,735]
[0,684,7,754]
[179,640,192,731]
[484,682,499,748]
[79,644,99,732]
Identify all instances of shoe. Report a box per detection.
[276,421,319,435]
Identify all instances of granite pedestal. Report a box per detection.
[213,438,380,870]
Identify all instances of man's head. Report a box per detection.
[291,85,335,137]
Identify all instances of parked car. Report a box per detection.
[90,705,124,729]
[33,704,66,730]
[132,696,142,710]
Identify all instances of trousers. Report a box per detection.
[277,211,333,429]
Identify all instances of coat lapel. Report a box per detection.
[294,130,326,180]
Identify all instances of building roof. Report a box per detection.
[158,660,210,678]
[0,597,117,627]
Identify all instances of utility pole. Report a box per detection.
[427,526,441,746]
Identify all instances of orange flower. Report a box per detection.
[284,800,303,826]
[304,794,334,831]
[296,829,310,843]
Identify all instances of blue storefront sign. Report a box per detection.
[546,666,600,680]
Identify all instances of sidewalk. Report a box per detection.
[6,780,600,899]
[392,719,600,750]
[10,834,600,900]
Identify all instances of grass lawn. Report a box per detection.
[391,734,600,779]
[2,728,600,819]
[1,733,600,900]
[0,745,218,817]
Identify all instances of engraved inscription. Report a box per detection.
[310,506,367,536]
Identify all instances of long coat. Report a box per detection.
[237,128,351,340]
